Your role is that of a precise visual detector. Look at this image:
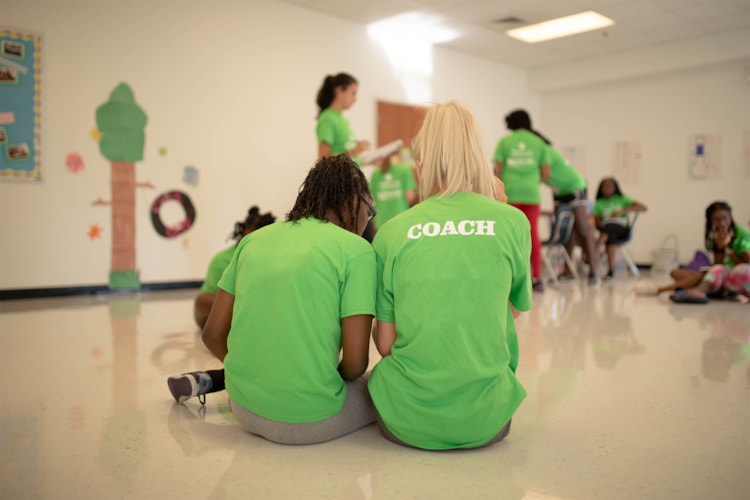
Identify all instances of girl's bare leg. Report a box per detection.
[656,269,705,294]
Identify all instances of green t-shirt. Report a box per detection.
[708,224,750,268]
[368,192,532,450]
[316,108,358,160]
[219,218,376,423]
[369,163,416,229]
[493,129,551,204]
[546,147,586,195]
[200,245,235,293]
[593,194,634,225]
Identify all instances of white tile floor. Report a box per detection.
[1,275,749,499]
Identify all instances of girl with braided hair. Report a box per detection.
[193,206,276,328]
[169,154,378,445]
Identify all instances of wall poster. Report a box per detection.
[0,28,41,181]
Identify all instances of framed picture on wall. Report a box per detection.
[0,65,19,84]
[5,142,31,161]
[1,39,25,60]
[0,28,42,181]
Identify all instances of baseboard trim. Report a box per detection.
[0,281,203,301]
[2,264,653,301]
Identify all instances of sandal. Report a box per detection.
[669,288,709,304]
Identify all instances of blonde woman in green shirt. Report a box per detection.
[369,102,532,450]
[169,155,378,445]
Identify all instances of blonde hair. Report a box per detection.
[412,102,496,200]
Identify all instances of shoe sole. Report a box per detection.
[167,376,197,403]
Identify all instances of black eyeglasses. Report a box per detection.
[359,193,377,222]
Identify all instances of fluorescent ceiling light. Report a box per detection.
[506,11,614,43]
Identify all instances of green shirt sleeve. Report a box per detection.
[509,215,533,312]
[316,114,335,146]
[374,237,395,323]
[200,246,234,293]
[340,250,377,318]
[218,241,244,296]
[731,225,750,256]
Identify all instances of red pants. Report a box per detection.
[511,203,541,280]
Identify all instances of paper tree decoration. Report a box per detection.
[95,83,148,290]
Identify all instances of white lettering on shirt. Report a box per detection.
[458,220,475,235]
[407,220,496,239]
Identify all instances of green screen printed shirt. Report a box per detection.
[708,224,750,268]
[200,245,235,293]
[546,147,586,195]
[493,129,551,204]
[368,192,532,450]
[370,163,416,229]
[316,108,358,162]
[593,194,635,226]
[219,218,376,423]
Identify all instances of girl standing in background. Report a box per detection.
[494,109,551,291]
[316,72,370,161]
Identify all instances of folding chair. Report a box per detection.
[613,212,641,277]
[598,212,641,278]
[541,204,579,287]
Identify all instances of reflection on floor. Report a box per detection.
[1,275,748,499]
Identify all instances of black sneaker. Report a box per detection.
[168,372,212,405]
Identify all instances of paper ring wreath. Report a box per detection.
[151,190,196,238]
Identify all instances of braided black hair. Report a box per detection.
[230,206,276,242]
[286,154,370,233]
[704,201,735,251]
[316,73,357,117]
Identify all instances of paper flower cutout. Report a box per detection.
[87,223,103,240]
[66,153,84,173]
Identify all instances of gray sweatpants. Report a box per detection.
[229,376,376,445]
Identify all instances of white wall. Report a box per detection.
[6,0,745,291]
[538,59,750,265]
[0,0,536,289]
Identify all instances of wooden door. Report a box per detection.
[376,101,427,187]
[376,101,427,151]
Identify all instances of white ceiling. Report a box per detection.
[279,0,750,70]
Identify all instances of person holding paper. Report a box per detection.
[315,72,370,162]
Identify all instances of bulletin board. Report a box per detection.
[0,28,41,181]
